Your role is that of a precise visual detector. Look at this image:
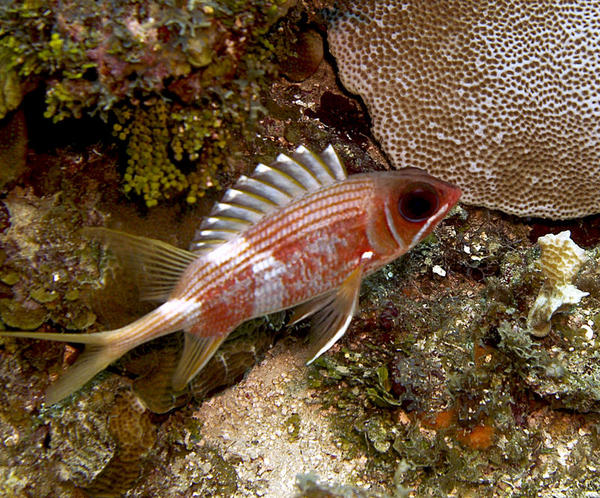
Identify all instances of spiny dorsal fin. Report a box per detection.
[83,227,197,302]
[190,144,347,253]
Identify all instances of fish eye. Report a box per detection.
[397,184,440,222]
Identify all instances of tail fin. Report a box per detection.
[1,329,130,404]
[46,342,119,404]
[1,305,182,404]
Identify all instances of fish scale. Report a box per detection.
[178,179,374,322]
[0,145,460,405]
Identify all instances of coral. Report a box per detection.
[129,313,284,413]
[275,28,324,82]
[0,298,47,330]
[327,1,600,218]
[112,96,238,206]
[527,231,588,337]
[85,392,157,496]
[0,0,294,206]
[0,188,101,333]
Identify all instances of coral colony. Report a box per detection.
[328,0,600,218]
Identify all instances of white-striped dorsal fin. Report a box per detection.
[190,144,347,253]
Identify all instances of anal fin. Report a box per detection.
[296,257,367,364]
[171,333,227,391]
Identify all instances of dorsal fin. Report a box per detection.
[190,144,347,253]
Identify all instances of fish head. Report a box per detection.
[368,168,461,255]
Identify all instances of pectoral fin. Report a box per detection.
[289,290,336,325]
[171,333,227,391]
[299,262,364,364]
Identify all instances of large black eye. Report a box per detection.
[398,184,440,222]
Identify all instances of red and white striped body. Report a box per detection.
[168,171,459,340]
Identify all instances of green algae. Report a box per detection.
[0,0,296,206]
[0,271,19,285]
[284,412,301,442]
[0,63,22,119]
[64,288,80,301]
[0,188,103,337]
[65,307,97,330]
[29,286,59,303]
[112,95,238,206]
[113,100,189,207]
[191,446,240,496]
[0,298,47,329]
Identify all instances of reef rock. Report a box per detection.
[327,1,600,219]
[528,231,588,337]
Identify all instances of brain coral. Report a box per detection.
[327,1,600,219]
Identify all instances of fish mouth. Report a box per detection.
[448,185,462,207]
[438,180,462,209]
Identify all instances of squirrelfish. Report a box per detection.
[1,145,460,404]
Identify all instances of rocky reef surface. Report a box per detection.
[1,2,600,497]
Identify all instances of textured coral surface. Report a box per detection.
[327,0,600,219]
[538,231,587,286]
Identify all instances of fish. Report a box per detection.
[0,145,461,404]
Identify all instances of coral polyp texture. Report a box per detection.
[327,1,600,219]
[528,231,588,337]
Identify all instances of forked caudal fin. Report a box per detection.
[0,304,185,404]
